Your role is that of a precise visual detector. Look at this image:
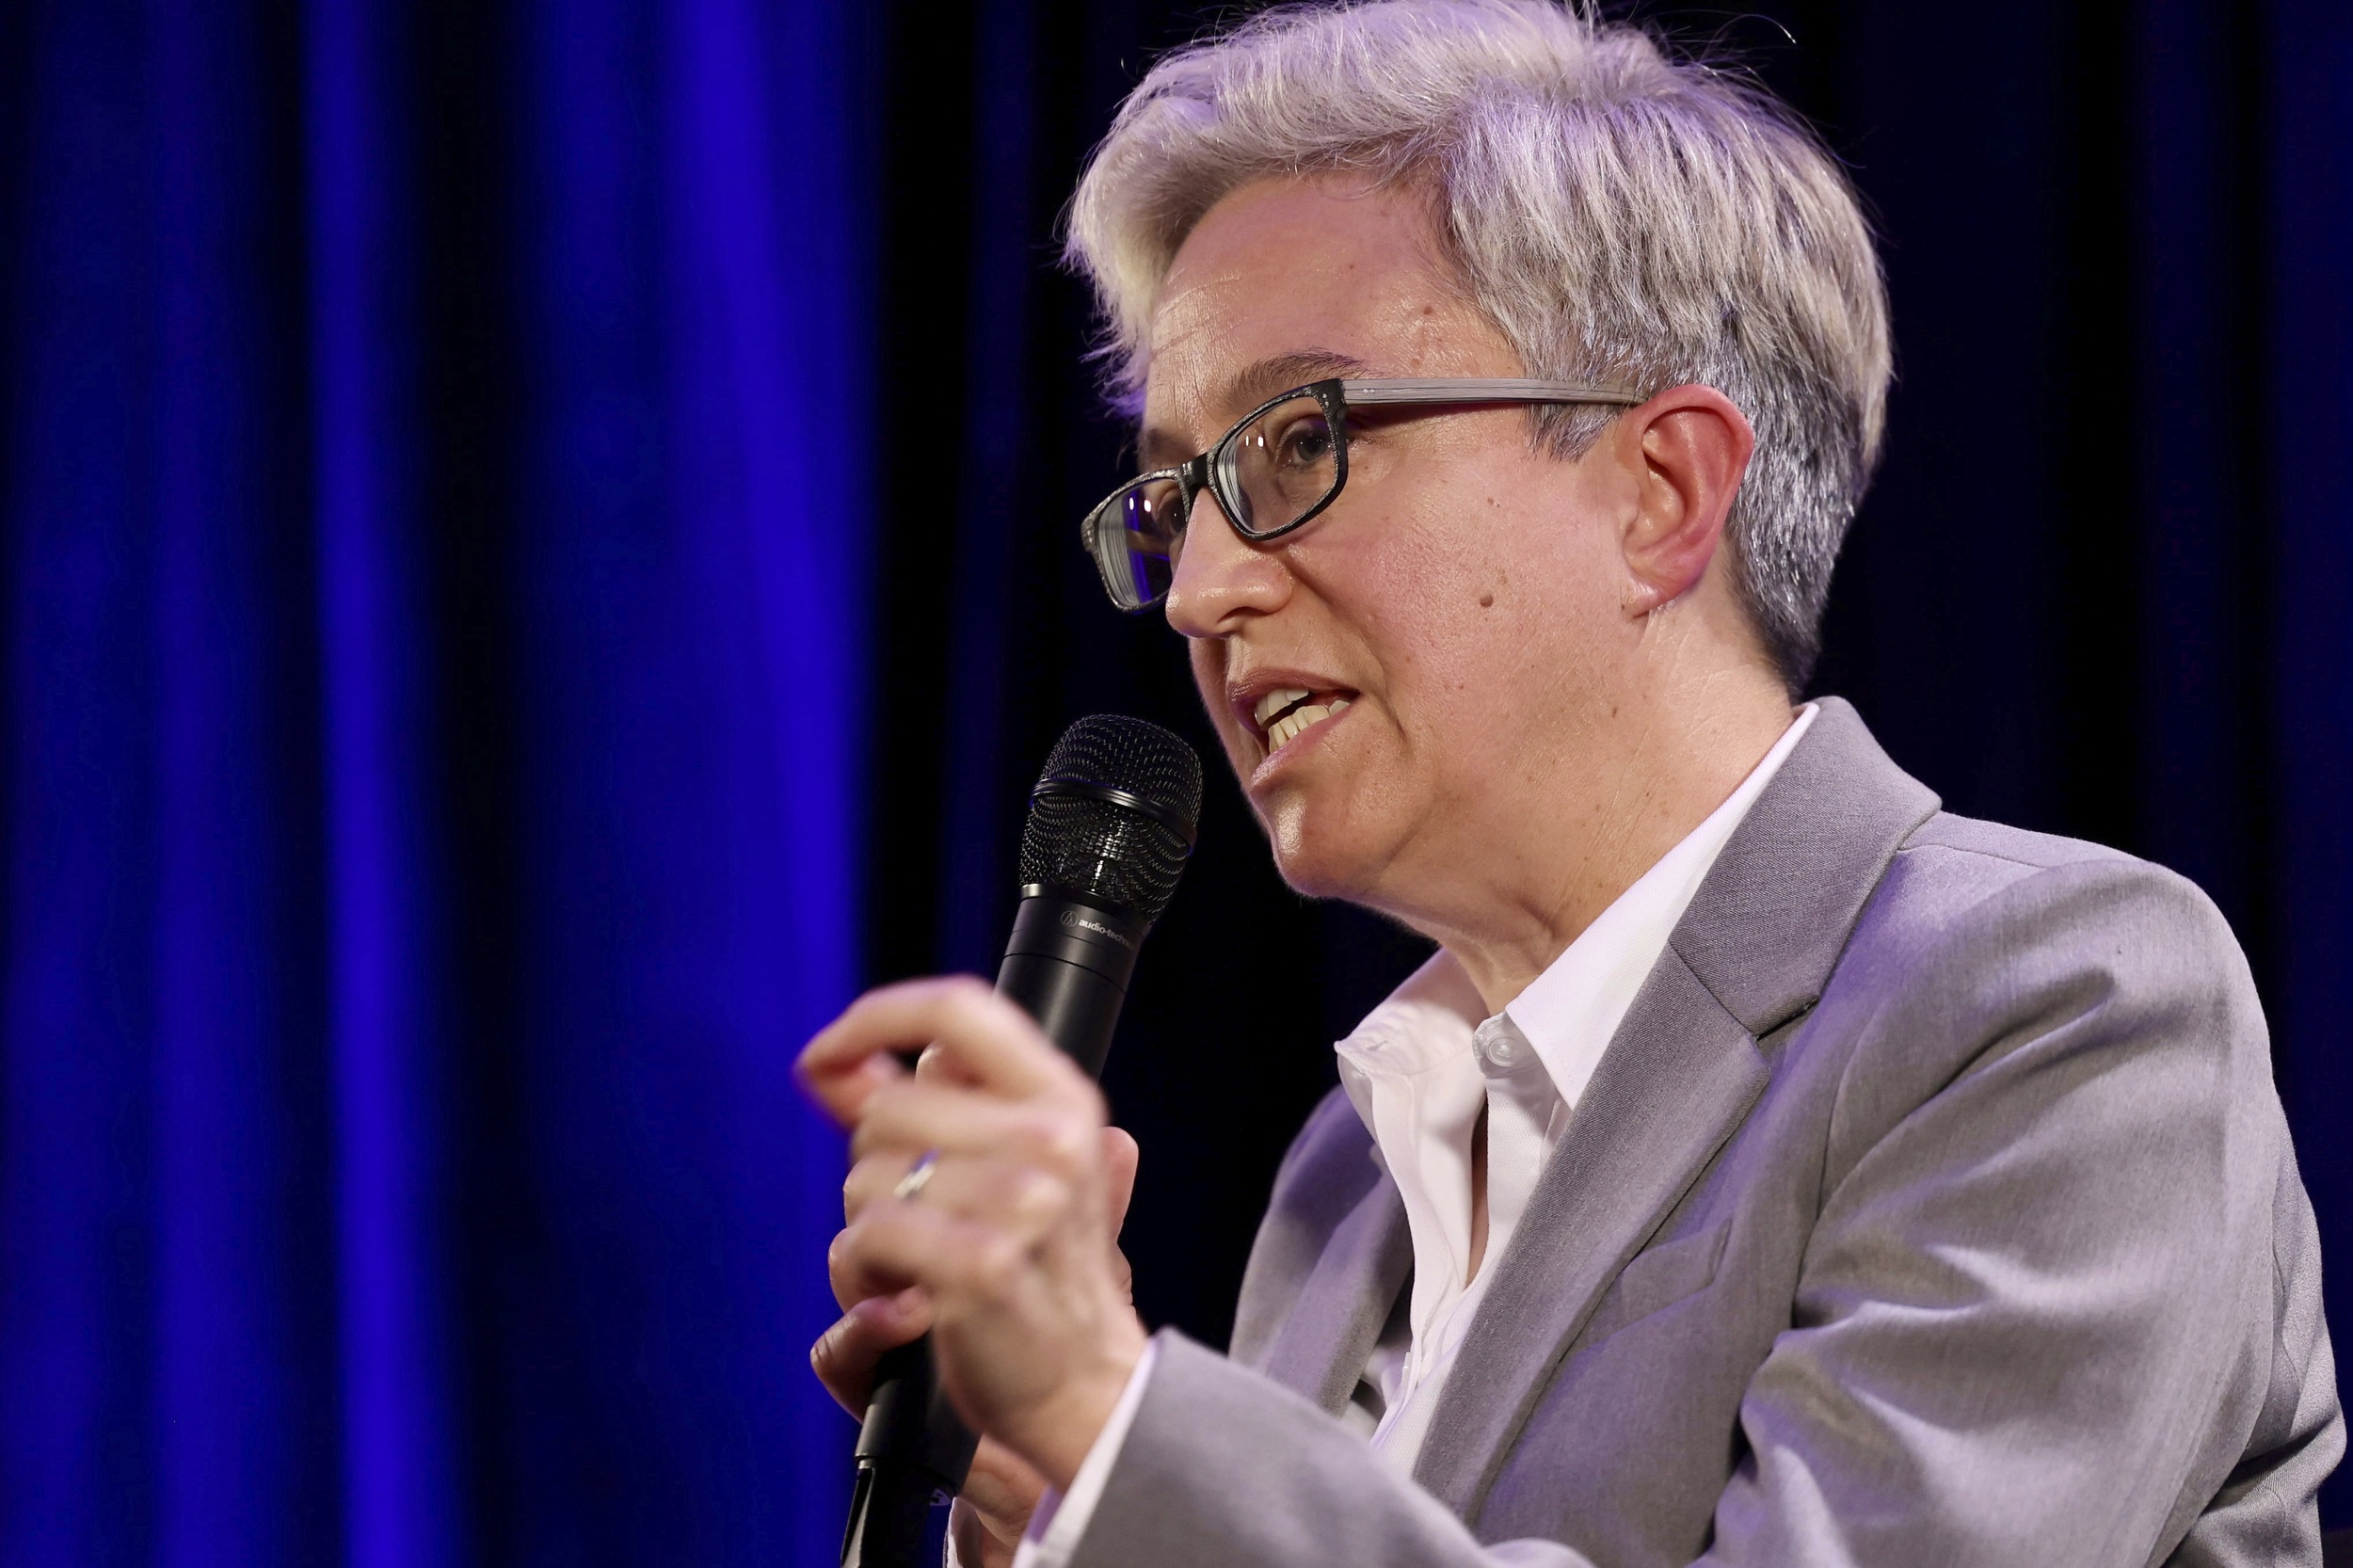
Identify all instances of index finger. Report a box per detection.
[794,975,1084,1127]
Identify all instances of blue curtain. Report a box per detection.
[0,0,870,1563]
[6,0,2350,1561]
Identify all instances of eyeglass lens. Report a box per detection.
[1214,392,1339,535]
[1088,476,1187,611]
[1088,392,1341,611]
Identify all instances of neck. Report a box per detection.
[1386,664,1795,1015]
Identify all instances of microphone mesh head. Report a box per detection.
[1018,715,1203,920]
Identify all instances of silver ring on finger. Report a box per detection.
[890,1148,941,1203]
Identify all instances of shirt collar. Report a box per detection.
[1333,950,1486,1134]
[1503,702,1817,1110]
[1335,703,1818,1129]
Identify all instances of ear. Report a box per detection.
[1615,385,1754,616]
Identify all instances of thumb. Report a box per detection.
[1100,1125,1141,1234]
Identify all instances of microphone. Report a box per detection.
[840,714,1203,1568]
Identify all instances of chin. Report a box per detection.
[1259,792,1394,903]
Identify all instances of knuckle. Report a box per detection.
[827,1226,862,1282]
[882,976,947,1009]
[848,1086,912,1150]
[1010,1169,1073,1227]
[999,1111,1049,1158]
[840,1155,895,1219]
[916,974,991,1018]
[968,1234,1026,1297]
[1037,1119,1096,1176]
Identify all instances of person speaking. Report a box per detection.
[796,3,2344,1564]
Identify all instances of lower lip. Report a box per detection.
[1249,701,1353,787]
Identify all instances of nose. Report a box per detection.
[1162,488,1292,638]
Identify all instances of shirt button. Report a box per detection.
[1477,1024,1525,1070]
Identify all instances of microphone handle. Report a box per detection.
[840,894,1151,1568]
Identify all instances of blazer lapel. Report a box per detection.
[1410,952,1765,1512]
[1257,1167,1414,1414]
[1410,696,1941,1519]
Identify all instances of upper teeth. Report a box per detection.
[1253,688,1312,728]
[1254,688,1351,753]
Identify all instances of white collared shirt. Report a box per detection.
[1004,704,1818,1566]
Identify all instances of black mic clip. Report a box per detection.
[840,1339,979,1568]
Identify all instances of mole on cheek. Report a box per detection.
[1480,591,1496,609]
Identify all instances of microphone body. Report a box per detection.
[840,714,1199,1568]
[993,892,1150,1079]
[840,895,1147,1568]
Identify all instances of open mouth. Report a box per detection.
[1250,685,1355,753]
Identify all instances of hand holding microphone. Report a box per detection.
[797,716,1203,1567]
[802,977,1149,1481]
[808,1111,1141,1567]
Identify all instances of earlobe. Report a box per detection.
[1621,576,1670,618]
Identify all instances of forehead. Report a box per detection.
[1137,176,1511,464]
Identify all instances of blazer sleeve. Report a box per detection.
[1066,1330,1597,1568]
[1704,856,2341,1567]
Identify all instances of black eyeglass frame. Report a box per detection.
[1080,376,1647,613]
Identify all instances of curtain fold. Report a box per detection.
[303,2,458,1562]
[2,0,2346,1560]
[1,1,872,1562]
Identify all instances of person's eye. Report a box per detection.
[1130,485,1187,540]
[1273,414,1335,470]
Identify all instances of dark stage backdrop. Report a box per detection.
[865,0,2353,1537]
[1,0,875,1563]
[0,3,2345,1566]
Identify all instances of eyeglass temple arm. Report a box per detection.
[1337,377,1645,407]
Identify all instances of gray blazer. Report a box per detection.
[1068,699,2342,1568]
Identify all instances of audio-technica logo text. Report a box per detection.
[1059,908,1135,948]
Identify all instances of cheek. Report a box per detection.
[1333,531,1526,711]
[1338,491,1613,740]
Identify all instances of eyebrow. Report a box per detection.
[1134,348,1375,471]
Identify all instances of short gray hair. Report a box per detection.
[1064,0,1891,690]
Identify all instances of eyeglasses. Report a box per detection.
[1080,376,1644,612]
